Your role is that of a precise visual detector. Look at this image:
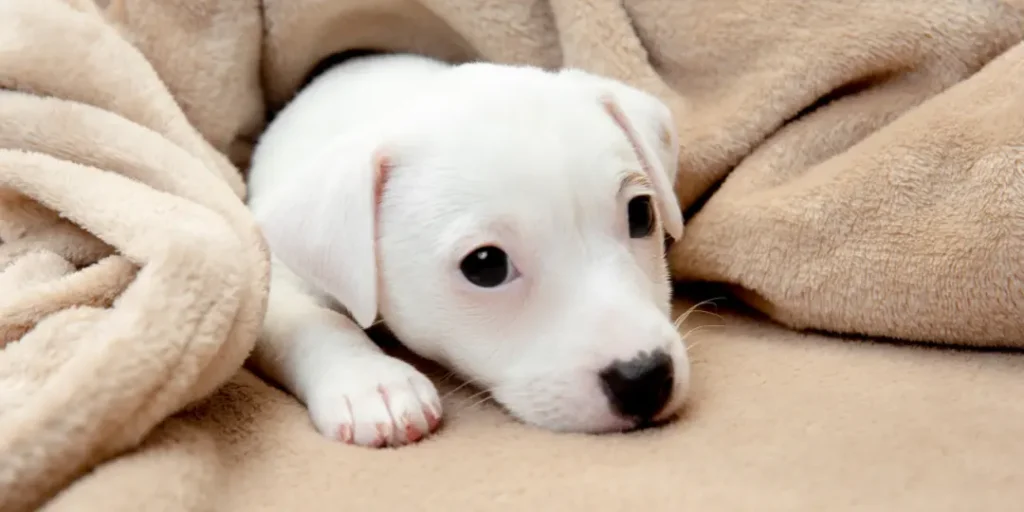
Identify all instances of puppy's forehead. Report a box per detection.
[422,111,632,214]
[407,71,639,182]
[388,66,647,233]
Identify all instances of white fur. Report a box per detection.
[246,54,689,447]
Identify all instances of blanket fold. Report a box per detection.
[671,40,1024,345]
[1,0,1022,510]
[0,2,269,511]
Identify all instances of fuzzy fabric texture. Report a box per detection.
[1,0,1022,510]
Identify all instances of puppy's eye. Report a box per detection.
[459,245,519,288]
[627,195,655,239]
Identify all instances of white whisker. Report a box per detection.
[453,388,495,413]
[672,296,726,329]
[461,393,496,412]
[685,324,722,336]
[441,377,486,400]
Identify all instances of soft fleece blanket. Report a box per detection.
[1,0,1022,510]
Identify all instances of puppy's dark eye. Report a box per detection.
[627,195,655,239]
[460,246,516,288]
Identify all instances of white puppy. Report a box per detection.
[246,53,689,448]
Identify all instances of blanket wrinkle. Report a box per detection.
[104,0,266,170]
[0,0,1022,510]
[0,0,246,198]
[0,1,269,511]
[670,39,1024,346]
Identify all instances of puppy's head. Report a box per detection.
[258,64,689,433]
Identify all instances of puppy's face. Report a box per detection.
[262,64,690,433]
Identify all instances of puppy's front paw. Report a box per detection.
[307,355,442,447]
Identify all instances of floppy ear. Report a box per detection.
[250,137,391,329]
[559,69,685,241]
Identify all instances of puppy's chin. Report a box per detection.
[489,375,688,435]
[486,339,691,434]
[492,385,635,434]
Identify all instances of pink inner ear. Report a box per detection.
[601,95,661,194]
[599,94,684,240]
[600,95,647,170]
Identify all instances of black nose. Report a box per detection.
[599,349,674,421]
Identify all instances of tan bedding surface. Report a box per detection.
[45,297,1024,511]
[1,0,1022,510]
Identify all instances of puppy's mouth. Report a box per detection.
[436,345,690,435]
[478,380,687,435]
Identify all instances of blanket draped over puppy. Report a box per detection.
[1,0,1022,510]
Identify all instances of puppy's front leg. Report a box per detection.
[250,260,442,447]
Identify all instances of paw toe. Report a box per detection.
[337,424,354,444]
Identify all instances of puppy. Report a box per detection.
[246,53,689,447]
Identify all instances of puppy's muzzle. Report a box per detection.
[598,348,674,422]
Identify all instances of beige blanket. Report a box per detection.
[1,0,1022,510]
